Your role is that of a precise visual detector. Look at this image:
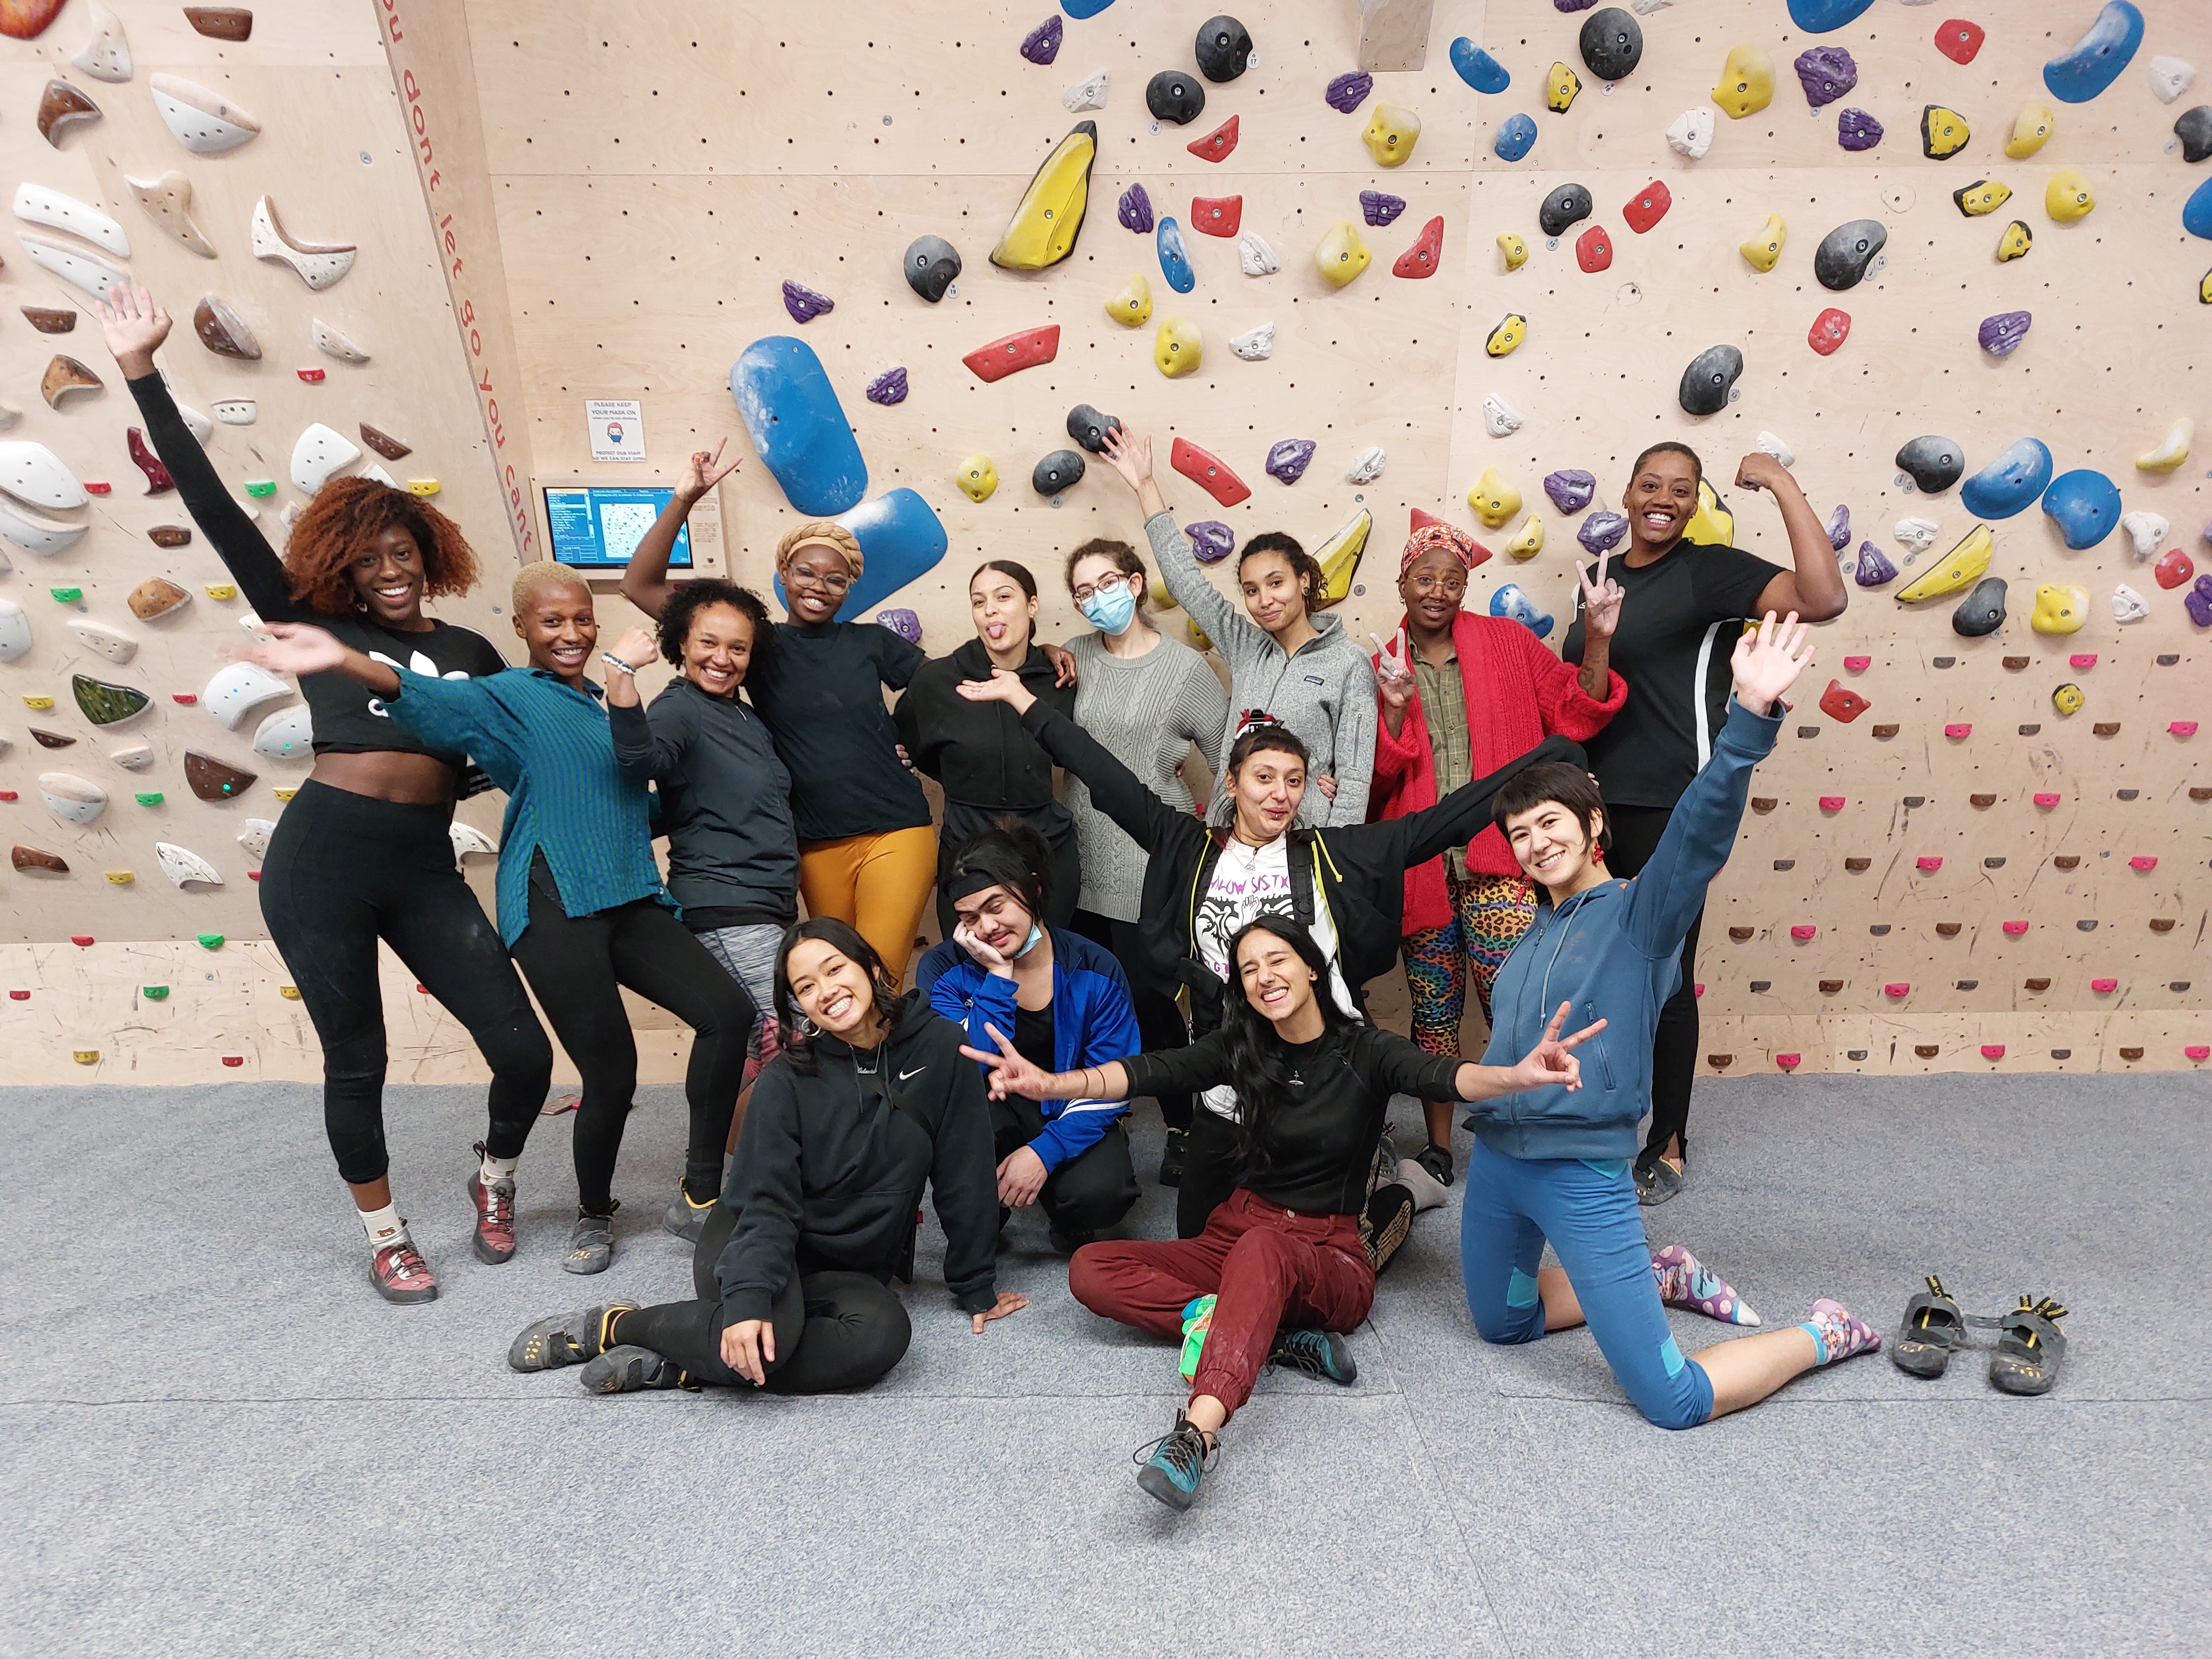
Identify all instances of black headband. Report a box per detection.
[946,867,1011,903]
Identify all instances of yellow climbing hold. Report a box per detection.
[1315,221,1372,288]
[105,870,134,884]
[1468,468,1522,530]
[2137,418,2193,474]
[1186,614,1214,652]
[990,121,1096,271]
[2051,682,2085,716]
[2003,103,2055,159]
[73,1050,99,1065]
[2030,583,2090,635]
[1895,524,1993,602]
[1506,516,1544,559]
[954,454,999,503]
[1953,180,2011,217]
[280,984,301,999]
[1362,105,1420,167]
[204,584,237,600]
[1739,213,1787,272]
[1713,47,1774,120]
[1154,317,1203,378]
[1995,220,2034,262]
[22,695,54,709]
[1684,480,1735,547]
[1106,273,1153,328]
[1496,232,1528,272]
[1546,62,1582,113]
[2201,268,2212,305]
[1315,509,1373,605]
[272,787,297,802]
[1485,313,1527,357]
[1921,106,1970,160]
[2045,169,2094,222]
[407,479,441,496]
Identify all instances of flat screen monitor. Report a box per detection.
[543,484,692,570]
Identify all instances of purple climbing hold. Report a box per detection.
[1578,511,1629,554]
[2186,573,2212,628]
[1979,310,2032,357]
[781,281,835,324]
[1837,108,1884,152]
[875,607,922,645]
[1117,183,1155,233]
[1544,469,1597,514]
[1021,16,1062,66]
[1360,190,1407,228]
[1826,504,1850,551]
[1187,521,1235,563]
[1326,71,1373,114]
[1852,541,1897,586]
[1266,439,1317,484]
[1553,0,1598,10]
[1794,46,1858,109]
[864,367,908,406]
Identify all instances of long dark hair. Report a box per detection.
[1217,917,1359,1173]
[1210,720,1309,830]
[942,820,1053,920]
[773,918,900,1074]
[970,558,1040,651]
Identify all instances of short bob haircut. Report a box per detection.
[1210,720,1309,829]
[1490,759,1613,855]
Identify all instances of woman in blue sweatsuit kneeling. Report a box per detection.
[1463,614,1880,1427]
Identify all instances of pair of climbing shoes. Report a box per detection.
[1892,1275,2068,1394]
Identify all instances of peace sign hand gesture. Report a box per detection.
[1506,1001,1607,1093]
[958,1022,1056,1103]
[1367,627,1416,713]
[1576,546,1625,642]
[679,438,742,498]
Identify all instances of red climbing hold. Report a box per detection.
[2129,855,2158,870]
[2002,920,2029,934]
[1916,857,1943,872]
[1980,1045,2006,1060]
[2091,978,2118,994]
[1187,114,1239,163]
[2188,1046,2211,1061]
[1790,925,1817,940]
[1884,982,1911,997]
[71,935,93,946]
[1391,216,1445,279]
[1190,194,1243,237]
[1944,723,1971,739]
[84,481,112,495]
[172,693,199,704]
[221,1055,244,1066]
[962,325,1061,384]
[2034,792,2060,807]
[1817,680,1869,722]
[127,428,176,495]
[1621,182,1671,234]
[1775,1053,1802,1071]
[1933,19,1985,65]
[2171,721,2200,736]
[296,367,326,383]
[7,991,27,1000]
[1819,796,1845,811]
[1574,224,1613,273]
[1170,437,1251,507]
[1842,655,1870,673]
[2069,653,2097,669]
[2154,548,2193,588]
[0,790,14,801]
[1807,308,1852,356]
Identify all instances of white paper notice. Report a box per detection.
[586,398,645,463]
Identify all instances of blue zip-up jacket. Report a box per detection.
[1471,697,1781,1162]
[914,926,1142,1172]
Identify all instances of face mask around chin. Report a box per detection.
[1080,584,1139,635]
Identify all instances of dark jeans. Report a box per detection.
[258,780,552,1185]
[934,799,1080,939]
[614,1195,912,1393]
[993,1095,1139,1235]
[1600,805,1701,1163]
[1071,907,1195,1132]
[507,872,755,1214]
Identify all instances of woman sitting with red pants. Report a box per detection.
[962,916,1597,1512]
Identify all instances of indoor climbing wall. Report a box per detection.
[0,0,524,1083]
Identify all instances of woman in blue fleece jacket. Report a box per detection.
[1463,615,1882,1428]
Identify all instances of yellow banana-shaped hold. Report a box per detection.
[1895,524,1993,602]
[1684,480,1735,547]
[1506,516,1544,559]
[2137,418,2193,474]
[2004,103,2055,159]
[1315,509,1373,604]
[1485,313,1527,357]
[989,120,1097,271]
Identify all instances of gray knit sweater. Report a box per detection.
[1067,629,1229,922]
[1145,510,1379,828]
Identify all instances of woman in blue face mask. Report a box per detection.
[1060,539,1228,1187]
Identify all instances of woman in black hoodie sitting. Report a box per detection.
[505,920,1026,1395]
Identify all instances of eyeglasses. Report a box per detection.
[1071,571,1132,605]
[1406,572,1467,595]
[788,564,852,593]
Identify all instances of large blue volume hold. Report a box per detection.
[730,336,867,516]
[1493,112,1538,161]
[773,488,950,621]
[2042,2,2144,104]
[2040,469,2123,549]
[1787,0,1877,30]
[1061,0,1117,18]
[1450,39,1511,93]
[2184,174,2212,239]
[1958,437,2054,520]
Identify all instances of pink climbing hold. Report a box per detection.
[2188,1046,2211,1061]
[1934,19,1985,65]
[1981,1045,2006,1060]
[1808,308,1852,355]
[2129,855,2158,870]
[1885,982,1911,997]
[1693,984,1704,997]
[2091,978,2118,994]
[1843,655,1870,673]
[2069,653,2097,669]
[1916,856,1943,872]
[1819,796,1846,811]
[1776,1053,1802,1071]
[1944,723,1971,739]
[2003,920,2029,934]
[2170,721,2199,736]
[2034,792,2061,807]
[1791,925,1817,940]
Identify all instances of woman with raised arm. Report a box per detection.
[1560,442,1846,1204]
[962,916,1600,1512]
[97,282,553,1305]
[1464,615,1881,1431]
[1099,426,1376,829]
[241,569,756,1279]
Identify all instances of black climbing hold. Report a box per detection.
[1951,576,2008,637]
[1537,182,1593,238]
[1146,70,1206,126]
[1813,218,1886,290]
[902,236,962,303]
[1032,449,1086,495]
[1065,404,1121,453]
[2176,105,2212,164]
[1678,344,1743,416]
[1578,7,1642,82]
[1194,15,1252,83]
[1896,435,1964,494]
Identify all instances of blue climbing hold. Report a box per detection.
[1493,112,1537,162]
[1787,0,1877,31]
[2184,175,2212,239]
[1490,582,1553,638]
[1156,217,1194,293]
[1060,0,1117,19]
[730,336,867,517]
[2043,2,2144,104]
[774,488,948,621]
[1958,437,2054,520]
[1450,39,1511,94]
[2041,469,2123,549]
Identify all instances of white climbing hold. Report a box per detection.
[1630,0,1673,12]
[0,442,91,510]
[1666,108,1715,160]
[311,319,370,365]
[252,197,357,291]
[70,620,137,664]
[38,773,108,826]
[2111,583,2149,624]
[1755,431,1797,467]
[201,661,291,730]
[15,232,132,304]
[2121,509,2168,560]
[11,184,132,259]
[1238,231,1280,276]
[1348,446,1387,485]
[237,818,278,861]
[174,399,213,444]
[0,403,20,432]
[155,842,224,889]
[0,597,29,661]
[125,171,217,259]
[290,423,362,494]
[212,398,257,425]
[358,463,398,487]
[1228,323,1275,360]
[450,821,500,863]
[2147,56,2197,104]
[70,1,133,82]
[1062,68,1110,113]
[1483,393,1524,437]
[109,740,155,771]
[253,705,314,762]
[1894,517,1940,554]
[150,73,261,155]
[0,495,88,555]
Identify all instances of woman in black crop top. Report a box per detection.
[100,284,554,1307]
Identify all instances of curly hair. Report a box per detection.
[282,476,480,615]
[657,579,775,671]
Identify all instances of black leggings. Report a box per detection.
[613,1199,912,1393]
[258,780,553,1186]
[1602,805,1702,1162]
[1071,907,1195,1132]
[507,872,755,1215]
[994,1095,1139,1234]
[1174,1108,1243,1239]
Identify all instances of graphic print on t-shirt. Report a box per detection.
[365,647,473,719]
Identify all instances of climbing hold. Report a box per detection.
[1176,521,1232,566]
[1808,309,1852,356]
[290,423,361,495]
[1842,657,1869,675]
[2069,653,2097,670]
[71,671,146,725]
[1538,184,1593,238]
[154,842,223,889]
[960,325,1060,385]
[1346,447,1387,486]
[733,340,871,513]
[1314,510,1372,606]
[1825,504,1851,551]
[196,934,224,951]
[1315,221,1371,288]
[1117,185,1154,234]
[2154,547,2194,588]
[1978,310,2032,357]
[1623,183,1672,238]
[1483,395,1524,438]
[20,307,76,334]
[1468,468,1522,530]
[1228,324,1274,361]
[242,482,275,498]
[1935,18,1986,65]
[1794,45,1857,109]
[1188,115,1239,164]
[2137,418,2193,474]
[2050,683,2085,717]
[35,78,100,146]
[2149,57,2197,104]
[48,587,82,606]
[2042,2,2144,104]
[863,368,907,408]
[1497,233,1529,272]
[210,399,256,428]
[16,233,130,305]
[1897,436,1964,494]
[1836,108,1885,152]
[1787,0,1875,28]
[1032,450,1085,496]
[1819,681,1870,722]
[0,441,88,510]
[250,196,355,291]
[1492,114,1538,162]
[1156,217,1195,292]
[1545,470,1596,513]
[779,281,834,325]
[2111,584,2149,624]
[150,73,260,153]
[1546,62,1582,115]
[1153,317,1202,378]
[193,294,261,360]
[0,598,26,661]
[1666,108,1715,159]
[311,320,370,365]
[1995,220,2034,262]
[1713,46,1775,120]
[1896,525,1994,601]
[1920,106,1970,160]
[1574,225,1613,272]
[1450,40,1510,94]
[1020,15,1062,66]
[1190,195,1242,238]
[11,845,67,873]
[2190,575,2212,627]
[1739,213,1787,272]
[2178,106,2212,162]
[1194,15,1251,82]
[201,662,291,731]
[184,6,252,40]
[1579,9,1642,82]
[1678,344,1743,416]
[1099,274,1154,334]
[2187,177,2212,239]
[1953,180,2011,217]
[126,429,175,497]
[1065,405,1121,454]
[1814,220,1886,292]
[1362,106,1420,167]
[11,183,130,258]
[1578,512,1630,554]
[1146,70,1205,125]
[954,455,998,503]
[1506,516,1544,558]
[37,772,107,825]
[2041,470,2122,549]
[1393,217,1445,278]
[1360,192,1407,229]
[1852,542,1897,586]
[39,356,101,410]
[70,2,130,79]
[1961,438,2053,518]
[901,235,961,305]
[1489,584,1553,638]
[1171,438,1250,507]
[111,741,153,771]
[1236,232,1279,279]
[1951,576,2008,637]
[1997,109,2057,171]
[2030,583,2090,635]
[2046,169,2095,222]
[1263,440,1317,486]
[991,121,1096,271]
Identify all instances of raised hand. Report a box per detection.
[605,626,658,675]
[679,438,742,498]
[1734,451,1791,494]
[1368,627,1415,713]
[1576,546,1625,641]
[958,1021,1055,1102]
[1098,425,1153,492]
[1728,610,1814,717]
[93,281,172,376]
[954,666,1038,715]
[232,620,348,678]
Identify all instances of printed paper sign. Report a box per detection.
[586,398,645,463]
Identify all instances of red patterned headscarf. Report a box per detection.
[1399,519,1487,578]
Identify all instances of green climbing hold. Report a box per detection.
[72,673,149,725]
[196,933,225,951]
[142,986,170,1000]
[50,586,83,604]
[133,791,163,807]
[244,479,276,497]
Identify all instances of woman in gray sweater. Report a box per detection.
[1100,428,1378,830]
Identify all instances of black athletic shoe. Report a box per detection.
[1134,1412,1216,1511]
[508,1304,634,1372]
[1634,1156,1684,1207]
[1048,1223,1095,1255]
[1415,1140,1455,1187]
[1159,1128,1187,1187]
[1268,1327,1358,1385]
[579,1344,693,1394]
[1361,1182,1416,1273]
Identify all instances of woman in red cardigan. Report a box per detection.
[1369,516,1628,1185]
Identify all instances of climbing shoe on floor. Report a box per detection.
[1048,1223,1095,1255]
[1134,1412,1217,1512]
[1989,1295,2068,1396]
[1268,1328,1358,1386]
[1159,1127,1187,1187]
[508,1304,635,1372]
[579,1345,693,1395]
[1361,1182,1416,1273]
[662,1183,714,1244]
[369,1233,438,1305]
[563,1204,618,1275]
[1634,1153,1684,1207]
[1891,1274,1970,1378]
[465,1155,518,1265]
